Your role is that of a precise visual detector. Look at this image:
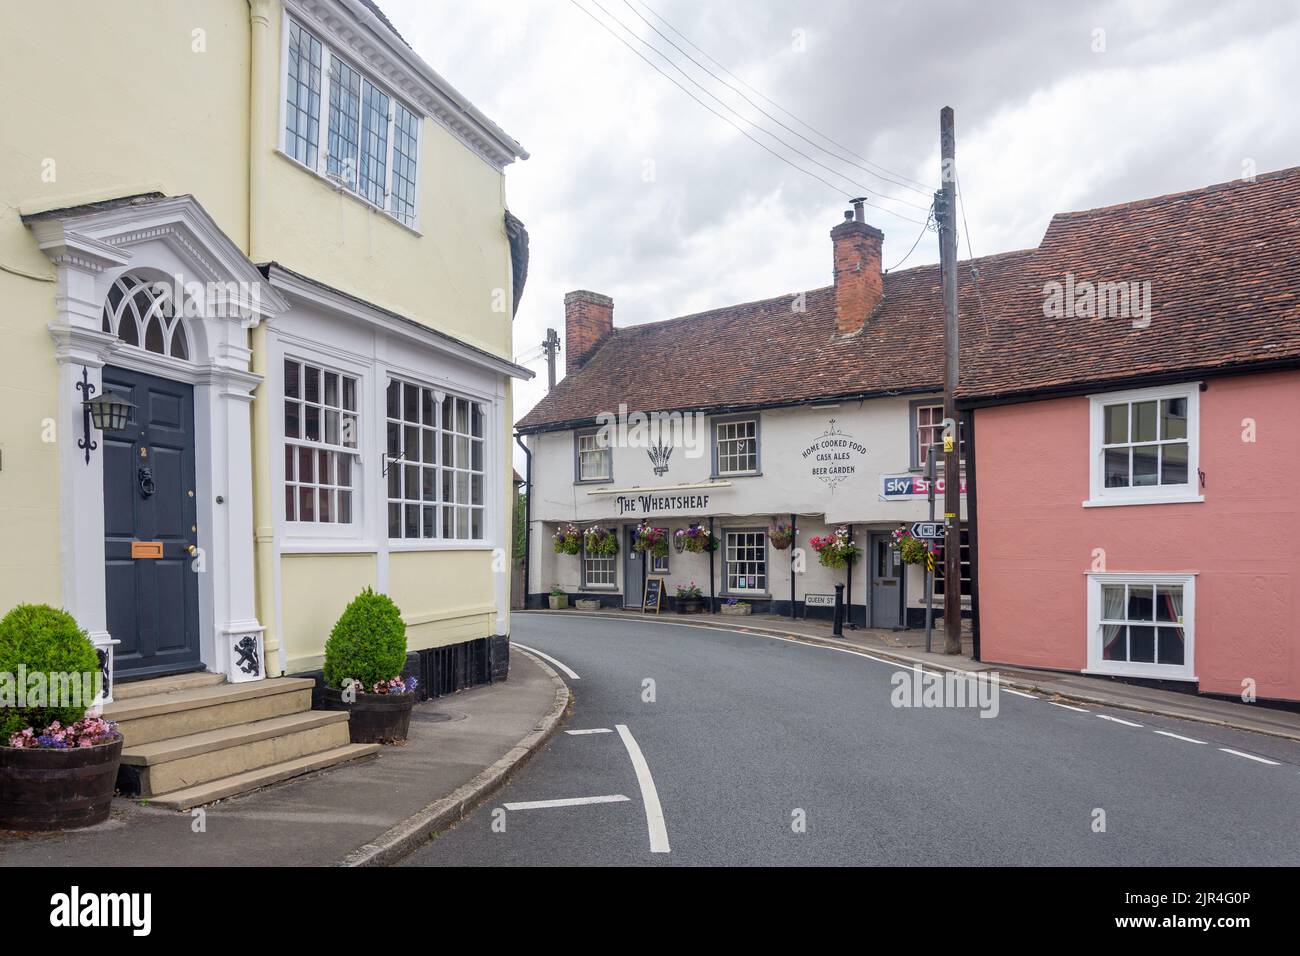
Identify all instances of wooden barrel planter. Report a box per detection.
[675,598,704,614]
[0,737,123,831]
[322,687,415,744]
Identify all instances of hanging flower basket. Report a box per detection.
[890,527,933,566]
[583,524,619,556]
[675,524,715,554]
[633,523,669,558]
[552,523,582,555]
[769,522,795,550]
[809,526,861,569]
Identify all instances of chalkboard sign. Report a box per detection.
[643,576,665,614]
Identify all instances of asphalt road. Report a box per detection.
[403,613,1300,866]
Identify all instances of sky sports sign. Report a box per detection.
[879,474,967,500]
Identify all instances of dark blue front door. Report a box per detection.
[102,367,202,679]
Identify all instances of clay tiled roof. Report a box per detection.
[517,167,1300,431]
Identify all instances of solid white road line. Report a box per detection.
[503,795,630,811]
[1218,748,1280,766]
[1097,714,1143,727]
[615,724,671,854]
[565,728,612,735]
[1048,701,1090,713]
[1154,730,1208,745]
[513,642,580,680]
[1003,689,1039,699]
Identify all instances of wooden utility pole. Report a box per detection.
[937,106,962,656]
[542,327,561,391]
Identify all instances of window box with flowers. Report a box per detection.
[720,597,751,616]
[808,526,860,569]
[674,582,705,614]
[634,522,669,558]
[552,523,582,556]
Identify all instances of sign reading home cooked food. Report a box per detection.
[802,420,868,491]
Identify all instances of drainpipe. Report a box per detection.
[248,0,283,675]
[964,409,981,660]
[845,524,856,629]
[789,513,797,620]
[515,433,532,609]
[708,516,716,612]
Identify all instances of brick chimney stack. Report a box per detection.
[830,202,884,335]
[564,290,614,375]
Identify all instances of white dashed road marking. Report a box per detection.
[1097,714,1143,727]
[513,643,580,680]
[503,795,630,811]
[1049,701,1090,713]
[1003,689,1038,699]
[1219,748,1280,766]
[1154,730,1208,745]
[565,728,612,735]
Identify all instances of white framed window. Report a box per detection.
[386,380,486,541]
[575,429,612,482]
[913,401,965,470]
[283,358,359,524]
[714,418,759,476]
[724,530,767,593]
[1087,383,1202,507]
[651,542,669,574]
[1086,573,1196,681]
[281,17,421,228]
[582,551,617,589]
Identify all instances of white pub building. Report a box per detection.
[517,205,974,628]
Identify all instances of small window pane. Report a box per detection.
[1131,401,1157,443]
[1127,585,1154,621]
[1157,627,1184,665]
[1161,398,1187,440]
[285,400,301,439]
[1103,448,1129,488]
[1132,444,1159,486]
[1129,625,1156,663]
[1161,443,1188,485]
[1103,403,1127,444]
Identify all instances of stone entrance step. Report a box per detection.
[103,675,377,809]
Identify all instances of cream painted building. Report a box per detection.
[1,0,530,697]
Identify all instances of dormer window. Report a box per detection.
[282,18,421,228]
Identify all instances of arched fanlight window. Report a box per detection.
[101,274,191,360]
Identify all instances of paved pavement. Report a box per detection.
[403,613,1300,866]
[0,652,560,867]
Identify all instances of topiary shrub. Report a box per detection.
[0,604,101,738]
[322,588,407,692]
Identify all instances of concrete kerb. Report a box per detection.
[337,649,572,867]
[520,609,1300,744]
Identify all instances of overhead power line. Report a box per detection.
[568,0,927,227]
[618,0,932,208]
[628,0,935,196]
[885,203,936,272]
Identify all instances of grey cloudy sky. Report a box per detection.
[379,0,1300,422]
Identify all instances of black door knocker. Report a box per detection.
[138,467,156,498]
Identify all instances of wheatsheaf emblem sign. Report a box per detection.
[802,420,867,490]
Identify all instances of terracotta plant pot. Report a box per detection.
[322,687,415,744]
[0,737,123,831]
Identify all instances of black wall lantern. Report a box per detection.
[77,367,135,465]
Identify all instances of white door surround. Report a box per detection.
[27,195,289,698]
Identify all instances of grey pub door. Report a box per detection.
[622,523,644,608]
[869,532,904,629]
[102,367,202,680]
